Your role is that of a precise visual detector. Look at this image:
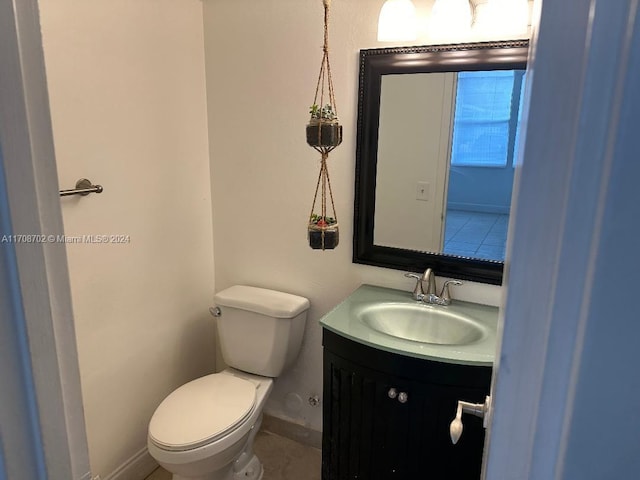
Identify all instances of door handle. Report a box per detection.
[449,396,491,444]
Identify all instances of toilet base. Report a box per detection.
[171,454,262,480]
[169,412,264,480]
[233,453,263,480]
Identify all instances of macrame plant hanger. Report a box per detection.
[307,0,342,250]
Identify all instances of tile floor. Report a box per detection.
[444,210,508,261]
[144,430,321,480]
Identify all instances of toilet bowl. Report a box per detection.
[147,286,310,480]
[148,369,272,480]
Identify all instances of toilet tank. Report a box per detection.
[213,286,310,377]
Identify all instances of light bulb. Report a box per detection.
[429,0,472,39]
[474,0,530,36]
[377,0,418,42]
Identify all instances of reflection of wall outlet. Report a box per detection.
[416,181,430,201]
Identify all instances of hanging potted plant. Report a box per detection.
[308,214,339,250]
[305,0,341,251]
[306,103,343,149]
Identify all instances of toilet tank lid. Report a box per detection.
[214,285,310,318]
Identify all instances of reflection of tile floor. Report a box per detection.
[444,210,508,261]
[144,430,321,480]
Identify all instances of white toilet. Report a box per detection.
[147,285,310,480]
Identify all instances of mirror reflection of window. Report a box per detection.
[444,70,526,261]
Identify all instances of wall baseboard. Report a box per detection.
[104,447,157,480]
[447,203,510,214]
[261,414,322,450]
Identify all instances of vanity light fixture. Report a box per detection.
[377,0,418,42]
[377,0,531,42]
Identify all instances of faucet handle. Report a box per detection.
[404,272,425,300]
[440,280,463,303]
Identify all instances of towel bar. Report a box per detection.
[59,178,103,197]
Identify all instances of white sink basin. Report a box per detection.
[357,303,486,346]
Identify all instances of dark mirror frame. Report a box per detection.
[353,40,529,285]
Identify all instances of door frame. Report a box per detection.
[0,0,90,478]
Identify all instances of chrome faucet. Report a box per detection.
[404,268,436,300]
[404,269,462,305]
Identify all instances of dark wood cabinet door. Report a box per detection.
[323,350,418,479]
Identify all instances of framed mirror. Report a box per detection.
[353,40,529,285]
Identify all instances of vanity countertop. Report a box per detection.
[319,284,498,367]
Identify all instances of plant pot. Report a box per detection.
[308,223,339,250]
[306,121,343,148]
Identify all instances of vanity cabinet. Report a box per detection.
[322,329,491,480]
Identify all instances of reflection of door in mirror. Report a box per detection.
[375,73,456,252]
[373,69,525,261]
[444,70,526,261]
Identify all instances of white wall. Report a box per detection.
[38,1,215,477]
[203,0,526,432]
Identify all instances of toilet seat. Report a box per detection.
[149,373,257,452]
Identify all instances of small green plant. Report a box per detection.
[309,103,337,121]
[310,214,337,227]
[306,103,342,149]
